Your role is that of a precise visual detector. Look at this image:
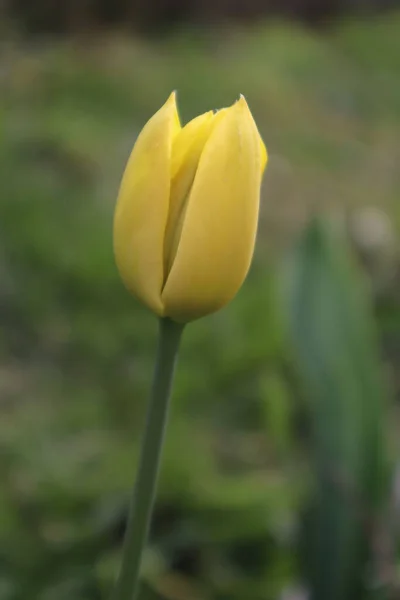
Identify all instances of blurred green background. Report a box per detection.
[1,2,400,599]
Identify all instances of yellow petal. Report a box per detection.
[162,95,265,322]
[164,110,214,275]
[260,137,268,173]
[113,92,180,315]
[170,111,214,180]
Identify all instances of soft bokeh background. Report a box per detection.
[1,2,400,599]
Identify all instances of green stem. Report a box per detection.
[112,317,184,600]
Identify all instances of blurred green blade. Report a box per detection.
[281,218,389,600]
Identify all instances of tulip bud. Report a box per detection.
[114,92,267,322]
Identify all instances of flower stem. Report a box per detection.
[111,317,184,600]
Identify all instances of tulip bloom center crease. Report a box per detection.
[114,92,267,322]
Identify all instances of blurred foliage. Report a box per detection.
[0,12,400,600]
[4,0,400,35]
[282,219,391,600]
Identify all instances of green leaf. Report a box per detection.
[281,218,390,600]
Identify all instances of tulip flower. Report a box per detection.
[114,92,267,322]
[111,94,267,600]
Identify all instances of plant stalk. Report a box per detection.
[111,317,184,600]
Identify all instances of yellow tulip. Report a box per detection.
[114,92,267,322]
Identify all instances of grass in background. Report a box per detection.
[0,13,399,600]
